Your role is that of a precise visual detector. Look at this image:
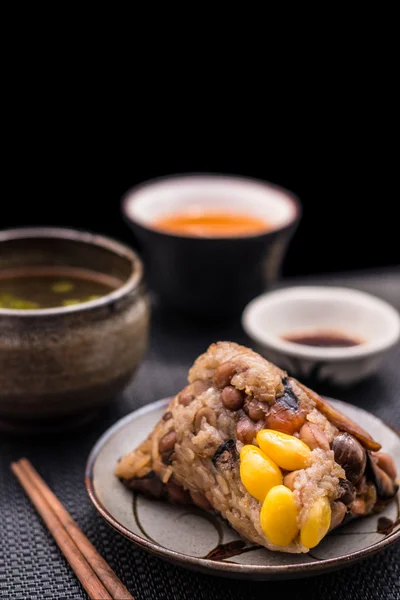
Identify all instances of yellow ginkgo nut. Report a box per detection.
[239,445,282,502]
[260,485,299,547]
[256,429,311,471]
[300,496,332,549]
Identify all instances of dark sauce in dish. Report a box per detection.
[0,266,122,309]
[282,330,363,348]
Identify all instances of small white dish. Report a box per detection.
[242,286,400,386]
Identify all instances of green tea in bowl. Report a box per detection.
[0,266,121,310]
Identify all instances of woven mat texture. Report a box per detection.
[1,271,399,599]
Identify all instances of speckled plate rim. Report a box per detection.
[85,397,400,580]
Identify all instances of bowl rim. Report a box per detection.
[242,285,400,360]
[121,173,302,240]
[0,227,144,317]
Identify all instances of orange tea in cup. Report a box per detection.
[153,211,270,237]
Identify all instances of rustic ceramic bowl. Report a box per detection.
[0,228,149,431]
[122,175,301,318]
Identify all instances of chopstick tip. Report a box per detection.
[10,457,29,472]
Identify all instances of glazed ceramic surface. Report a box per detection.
[0,228,149,430]
[86,397,400,580]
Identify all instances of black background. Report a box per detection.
[2,119,398,277]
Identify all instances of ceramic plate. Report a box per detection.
[85,398,400,580]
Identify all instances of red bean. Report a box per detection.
[236,415,264,444]
[158,430,177,453]
[243,396,266,421]
[214,362,236,389]
[179,385,195,406]
[221,386,244,411]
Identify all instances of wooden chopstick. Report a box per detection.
[11,460,112,600]
[11,458,134,600]
[17,458,133,599]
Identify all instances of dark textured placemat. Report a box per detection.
[1,271,399,600]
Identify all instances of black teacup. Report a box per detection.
[122,175,301,318]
